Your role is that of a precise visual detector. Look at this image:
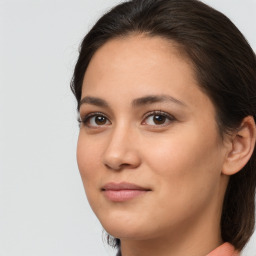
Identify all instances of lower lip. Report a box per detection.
[103,189,148,202]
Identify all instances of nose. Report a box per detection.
[102,125,141,171]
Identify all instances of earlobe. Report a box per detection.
[222,116,256,176]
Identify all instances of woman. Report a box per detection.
[70,0,256,255]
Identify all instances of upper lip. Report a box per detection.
[102,182,151,191]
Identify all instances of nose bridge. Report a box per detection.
[102,120,140,170]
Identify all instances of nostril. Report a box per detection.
[121,163,131,168]
[104,162,131,171]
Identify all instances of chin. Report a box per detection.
[99,214,159,241]
[105,227,153,241]
[100,216,140,238]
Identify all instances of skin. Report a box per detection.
[76,35,255,256]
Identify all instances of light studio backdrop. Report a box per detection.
[0,0,255,255]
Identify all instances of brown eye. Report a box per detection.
[143,111,175,126]
[153,115,166,125]
[82,114,111,128]
[95,116,107,125]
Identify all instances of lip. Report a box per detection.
[102,182,151,202]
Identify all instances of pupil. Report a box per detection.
[95,116,106,125]
[153,115,166,124]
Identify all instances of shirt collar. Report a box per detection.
[206,242,240,256]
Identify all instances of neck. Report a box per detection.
[120,228,222,256]
[120,217,223,256]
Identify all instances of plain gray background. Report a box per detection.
[0,0,255,255]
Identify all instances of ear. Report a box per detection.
[222,116,256,176]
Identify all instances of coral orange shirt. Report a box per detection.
[207,242,240,256]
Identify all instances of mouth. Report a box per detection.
[101,182,151,202]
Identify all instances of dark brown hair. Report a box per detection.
[71,0,256,251]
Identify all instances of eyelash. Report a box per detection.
[78,112,109,128]
[78,110,176,128]
[142,110,175,126]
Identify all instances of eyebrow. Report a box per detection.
[79,96,109,109]
[132,95,187,107]
[79,94,187,110]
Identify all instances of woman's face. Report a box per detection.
[77,35,229,240]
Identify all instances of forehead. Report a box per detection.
[85,34,193,81]
[81,35,213,113]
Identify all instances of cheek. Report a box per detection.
[76,133,102,188]
[144,123,222,176]
[135,130,224,232]
[143,126,223,203]
[76,133,107,214]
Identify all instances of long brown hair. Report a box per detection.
[71,0,256,251]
